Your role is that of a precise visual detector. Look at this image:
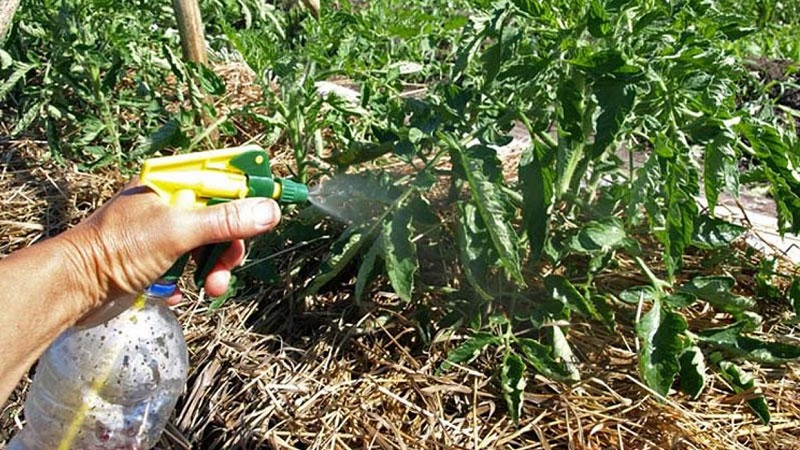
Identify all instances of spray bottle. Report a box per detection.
[8,146,308,449]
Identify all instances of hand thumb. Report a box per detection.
[185,198,281,247]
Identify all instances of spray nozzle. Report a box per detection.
[276,178,309,204]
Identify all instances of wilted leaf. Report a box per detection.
[569,217,628,254]
[692,216,746,249]
[509,0,543,16]
[570,50,642,79]
[456,202,494,301]
[0,62,36,99]
[618,285,658,304]
[703,136,739,212]
[304,226,369,296]
[439,332,500,373]
[719,361,770,424]
[481,42,502,84]
[520,142,554,262]
[555,77,588,197]
[546,275,601,321]
[195,62,226,96]
[355,239,383,301]
[587,0,611,38]
[382,207,418,302]
[695,324,800,363]
[679,346,707,399]
[636,298,687,397]
[449,137,525,285]
[664,292,698,308]
[657,157,699,279]
[516,338,573,381]
[679,276,755,314]
[209,275,243,310]
[501,353,526,422]
[248,260,278,284]
[591,78,635,158]
[551,325,580,381]
[136,119,188,154]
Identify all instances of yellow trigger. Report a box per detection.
[140,145,262,209]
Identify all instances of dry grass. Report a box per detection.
[1,138,799,449]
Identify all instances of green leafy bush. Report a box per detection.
[234,0,800,422]
[4,0,799,423]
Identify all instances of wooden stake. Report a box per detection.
[171,0,218,145]
[171,0,208,64]
[0,0,22,43]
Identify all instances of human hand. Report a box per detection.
[58,179,281,313]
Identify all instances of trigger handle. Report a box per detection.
[194,242,232,288]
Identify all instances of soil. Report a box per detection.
[748,57,800,125]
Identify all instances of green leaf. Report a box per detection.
[718,361,770,425]
[636,298,688,397]
[590,78,635,158]
[0,62,36,100]
[0,49,12,70]
[545,275,601,321]
[555,77,588,197]
[703,137,739,212]
[787,277,800,316]
[695,324,800,363]
[194,62,226,96]
[481,42,502,85]
[568,217,628,254]
[618,285,658,304]
[516,338,573,381]
[501,353,526,422]
[679,346,707,400]
[692,216,746,249]
[355,239,383,302]
[679,276,755,314]
[439,332,500,373]
[448,136,525,285]
[382,207,419,302]
[520,142,553,262]
[509,0,543,16]
[570,50,642,79]
[303,226,370,296]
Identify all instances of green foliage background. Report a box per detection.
[3,0,800,423]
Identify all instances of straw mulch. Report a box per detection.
[1,135,799,450]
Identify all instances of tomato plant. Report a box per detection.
[3,0,800,424]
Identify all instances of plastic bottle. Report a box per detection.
[8,283,188,450]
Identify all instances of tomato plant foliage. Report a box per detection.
[268,0,799,421]
[4,0,800,422]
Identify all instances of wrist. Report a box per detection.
[53,224,108,317]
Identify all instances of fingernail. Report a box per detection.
[253,199,280,228]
